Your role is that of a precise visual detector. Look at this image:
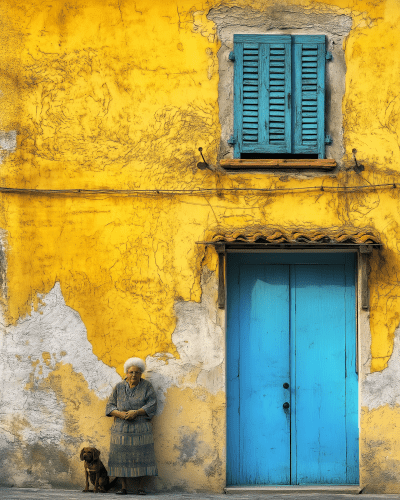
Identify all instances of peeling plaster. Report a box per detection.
[0,130,17,163]
[0,268,224,488]
[362,324,400,410]
[0,282,121,486]
[146,267,224,413]
[0,282,120,400]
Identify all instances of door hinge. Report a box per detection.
[229,51,235,62]
[325,134,333,145]
[326,51,333,61]
[228,135,236,145]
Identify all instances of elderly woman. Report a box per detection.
[106,357,157,495]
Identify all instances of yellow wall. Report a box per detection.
[1,0,400,492]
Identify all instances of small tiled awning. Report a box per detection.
[200,228,381,248]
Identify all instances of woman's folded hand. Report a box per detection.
[125,410,138,420]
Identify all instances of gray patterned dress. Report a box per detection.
[106,379,158,478]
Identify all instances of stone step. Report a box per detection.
[224,485,361,495]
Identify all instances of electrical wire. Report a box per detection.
[0,182,396,196]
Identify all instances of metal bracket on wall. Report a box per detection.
[360,245,372,310]
[215,243,226,309]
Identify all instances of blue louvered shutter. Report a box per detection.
[233,35,292,158]
[232,34,326,159]
[292,35,326,158]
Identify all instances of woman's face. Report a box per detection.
[126,365,142,387]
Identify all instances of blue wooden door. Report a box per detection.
[226,253,358,485]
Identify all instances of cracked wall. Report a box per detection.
[1,0,400,493]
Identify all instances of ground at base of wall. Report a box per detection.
[2,488,400,500]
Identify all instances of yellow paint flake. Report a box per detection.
[42,352,51,366]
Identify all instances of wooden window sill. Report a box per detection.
[220,159,337,170]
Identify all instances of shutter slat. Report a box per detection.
[268,41,290,147]
[293,35,325,157]
[243,45,259,144]
[302,92,317,100]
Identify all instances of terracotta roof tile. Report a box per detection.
[209,227,380,246]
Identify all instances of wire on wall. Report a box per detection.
[0,182,396,197]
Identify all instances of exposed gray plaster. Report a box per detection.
[0,230,7,298]
[0,265,224,487]
[0,282,121,487]
[362,324,400,410]
[146,267,225,413]
[0,130,17,163]
[208,4,352,171]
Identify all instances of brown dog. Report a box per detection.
[80,447,117,493]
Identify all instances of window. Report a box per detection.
[231,34,329,159]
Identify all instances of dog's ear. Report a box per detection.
[93,448,100,460]
[80,448,86,461]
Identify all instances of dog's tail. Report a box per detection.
[105,477,118,492]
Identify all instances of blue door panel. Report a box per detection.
[239,265,290,484]
[226,253,358,486]
[293,264,352,483]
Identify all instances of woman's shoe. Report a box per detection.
[116,489,127,495]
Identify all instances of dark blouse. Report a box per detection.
[105,379,157,420]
